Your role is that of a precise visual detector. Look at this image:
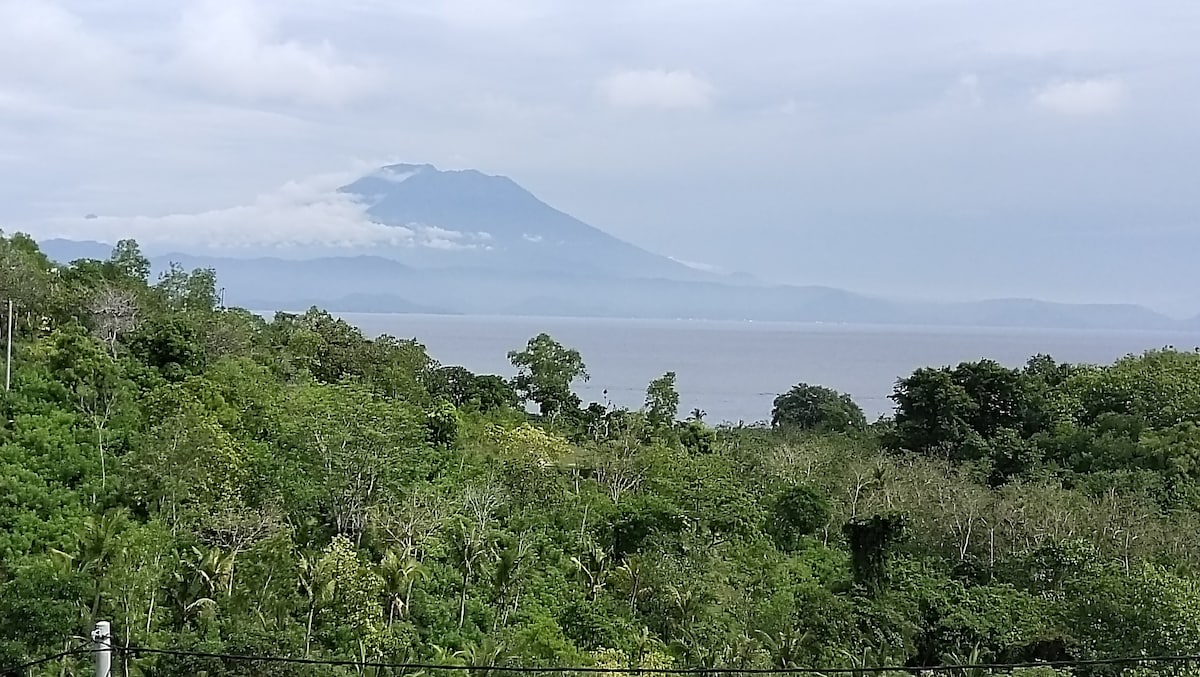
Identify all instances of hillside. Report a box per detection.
[7,230,1200,674]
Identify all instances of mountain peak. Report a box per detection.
[345,164,532,205]
[378,162,436,176]
[332,163,712,281]
[372,163,519,186]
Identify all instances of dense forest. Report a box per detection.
[3,232,1200,675]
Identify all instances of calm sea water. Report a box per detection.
[338,314,1200,423]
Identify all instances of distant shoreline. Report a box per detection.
[252,308,1200,340]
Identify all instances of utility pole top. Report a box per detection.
[91,620,112,677]
[5,299,12,392]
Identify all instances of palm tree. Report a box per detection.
[569,539,611,600]
[455,637,512,677]
[612,555,652,613]
[49,511,129,620]
[377,547,425,627]
[297,552,334,659]
[448,522,488,629]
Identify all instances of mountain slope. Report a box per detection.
[339,164,714,280]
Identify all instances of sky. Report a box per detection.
[2,0,1198,314]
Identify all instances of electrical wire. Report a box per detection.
[113,644,1200,675]
[0,645,94,676]
[14,639,1200,676]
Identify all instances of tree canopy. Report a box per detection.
[771,382,866,433]
[508,332,588,419]
[2,232,1200,676]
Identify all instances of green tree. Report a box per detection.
[271,382,428,537]
[771,383,866,433]
[844,512,906,593]
[429,366,516,412]
[469,374,518,412]
[108,239,151,283]
[888,367,978,457]
[767,485,831,551]
[38,324,133,493]
[644,372,680,430]
[508,333,588,420]
[156,262,219,312]
[130,314,206,380]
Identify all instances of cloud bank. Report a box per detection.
[28,175,490,251]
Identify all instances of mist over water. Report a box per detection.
[340,313,1200,423]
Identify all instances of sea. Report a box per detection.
[338,313,1200,424]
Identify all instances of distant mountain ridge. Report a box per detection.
[29,241,1197,331]
[29,162,1200,331]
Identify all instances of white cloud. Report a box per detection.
[0,0,130,90]
[423,236,469,250]
[412,225,492,249]
[1033,77,1126,116]
[598,69,714,110]
[669,256,727,275]
[422,225,465,240]
[27,173,412,249]
[372,166,423,183]
[174,0,378,105]
[21,169,502,253]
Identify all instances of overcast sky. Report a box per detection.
[2,0,1198,313]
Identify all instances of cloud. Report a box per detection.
[416,225,492,249]
[1,1,1198,308]
[0,0,130,91]
[27,173,411,249]
[22,170,495,252]
[598,69,715,110]
[173,0,378,105]
[1033,77,1126,116]
[372,166,422,183]
[668,256,728,275]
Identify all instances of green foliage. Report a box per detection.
[768,485,831,552]
[270,382,428,536]
[157,262,219,312]
[844,513,906,592]
[429,366,517,413]
[888,352,1200,499]
[678,420,716,454]
[644,372,680,430]
[109,239,151,283]
[508,333,588,420]
[130,314,207,380]
[3,232,1200,674]
[426,401,461,448]
[772,383,866,433]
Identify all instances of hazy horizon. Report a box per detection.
[2,2,1197,313]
